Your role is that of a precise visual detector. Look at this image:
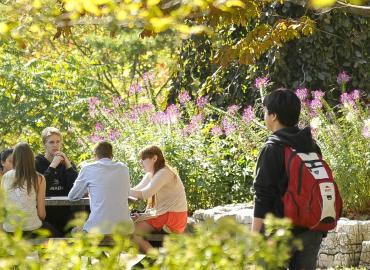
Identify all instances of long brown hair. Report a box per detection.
[139,145,166,175]
[12,142,38,194]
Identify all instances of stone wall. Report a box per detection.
[193,203,370,268]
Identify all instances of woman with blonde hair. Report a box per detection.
[130,145,188,253]
[2,142,46,235]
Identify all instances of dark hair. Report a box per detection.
[263,88,301,127]
[139,145,165,175]
[1,148,13,170]
[12,142,38,195]
[94,141,113,159]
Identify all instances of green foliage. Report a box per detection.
[0,29,177,162]
[299,91,370,216]
[170,2,370,109]
[261,4,370,95]
[89,97,266,212]
[148,215,295,270]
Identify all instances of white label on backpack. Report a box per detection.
[297,152,329,180]
[319,182,336,220]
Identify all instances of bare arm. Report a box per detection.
[68,167,88,201]
[252,217,264,232]
[36,175,46,220]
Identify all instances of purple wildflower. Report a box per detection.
[351,89,361,100]
[178,91,191,105]
[295,88,308,102]
[152,111,169,124]
[362,119,370,139]
[310,98,323,112]
[129,83,142,94]
[101,106,113,116]
[112,96,123,107]
[109,129,121,141]
[255,77,269,90]
[337,71,351,85]
[165,104,180,123]
[227,105,241,116]
[88,97,100,108]
[340,92,355,107]
[196,96,209,109]
[90,133,104,143]
[242,106,254,123]
[143,72,155,85]
[312,90,325,100]
[88,97,100,117]
[222,117,236,136]
[182,114,204,135]
[211,125,223,136]
[95,122,104,132]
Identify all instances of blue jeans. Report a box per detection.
[288,230,323,270]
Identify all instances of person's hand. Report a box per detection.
[49,154,64,168]
[130,213,140,221]
[54,151,72,169]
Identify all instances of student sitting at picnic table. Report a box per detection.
[35,127,78,235]
[68,141,134,235]
[2,142,46,236]
[130,145,188,253]
[1,148,13,183]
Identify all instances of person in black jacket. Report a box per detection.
[35,127,78,235]
[252,89,324,270]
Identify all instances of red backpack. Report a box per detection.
[283,146,343,232]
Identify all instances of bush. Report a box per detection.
[298,88,370,217]
[87,95,266,212]
[147,215,295,270]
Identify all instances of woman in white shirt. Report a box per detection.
[2,142,46,235]
[130,145,188,253]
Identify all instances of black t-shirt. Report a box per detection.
[35,154,78,197]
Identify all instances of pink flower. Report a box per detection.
[222,117,236,136]
[211,125,223,136]
[295,88,308,102]
[182,114,204,135]
[340,92,355,106]
[255,77,269,90]
[129,83,142,94]
[90,134,104,143]
[312,90,325,100]
[337,71,351,85]
[165,104,180,123]
[227,105,241,116]
[152,111,169,124]
[95,122,104,132]
[351,89,361,100]
[112,96,123,107]
[310,98,323,112]
[178,91,191,105]
[109,129,121,141]
[242,106,254,123]
[143,72,155,85]
[88,97,100,108]
[196,96,208,108]
[88,97,100,117]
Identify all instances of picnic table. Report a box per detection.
[45,196,138,206]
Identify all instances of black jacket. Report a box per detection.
[35,154,78,197]
[253,126,321,219]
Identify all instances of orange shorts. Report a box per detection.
[145,211,188,233]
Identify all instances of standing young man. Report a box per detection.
[35,127,78,235]
[68,141,133,235]
[252,89,324,270]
